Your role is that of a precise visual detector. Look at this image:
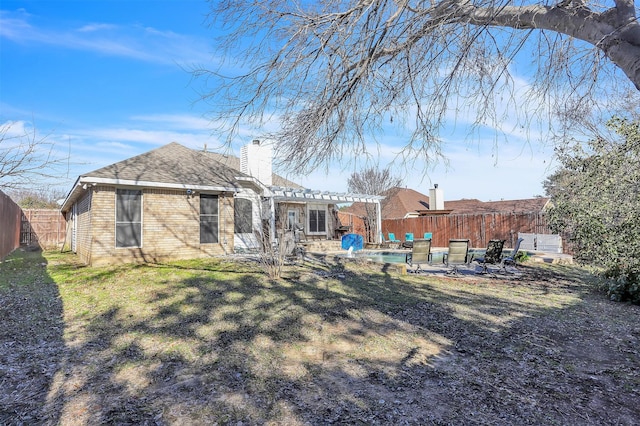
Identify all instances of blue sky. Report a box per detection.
[1,0,557,202]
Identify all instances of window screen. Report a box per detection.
[234,198,253,234]
[200,194,219,244]
[116,189,142,248]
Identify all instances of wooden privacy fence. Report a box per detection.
[337,211,367,239]
[382,211,554,249]
[0,191,22,260]
[21,209,67,249]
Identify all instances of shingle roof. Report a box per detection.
[343,187,430,219]
[486,198,550,212]
[443,198,550,214]
[381,187,430,219]
[83,142,246,188]
[202,151,304,189]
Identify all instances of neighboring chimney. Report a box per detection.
[240,139,273,185]
[429,184,444,210]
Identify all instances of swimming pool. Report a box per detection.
[339,249,485,264]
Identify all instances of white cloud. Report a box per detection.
[288,133,556,201]
[1,119,31,137]
[13,111,556,202]
[73,127,210,149]
[130,114,211,130]
[76,23,117,32]
[0,10,212,65]
[408,139,556,200]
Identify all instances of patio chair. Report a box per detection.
[387,233,401,243]
[278,230,297,259]
[402,232,414,249]
[500,238,525,273]
[294,223,306,243]
[443,239,470,275]
[423,232,433,240]
[405,239,432,273]
[384,232,401,249]
[473,239,506,274]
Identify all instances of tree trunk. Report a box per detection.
[464,0,640,89]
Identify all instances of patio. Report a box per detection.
[305,246,573,277]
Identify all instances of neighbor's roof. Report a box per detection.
[381,187,431,219]
[61,142,250,211]
[443,198,550,215]
[343,187,430,219]
[343,186,550,219]
[203,151,304,189]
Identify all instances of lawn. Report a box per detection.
[1,249,639,425]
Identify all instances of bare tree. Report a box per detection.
[6,188,66,209]
[245,199,304,279]
[199,0,640,174]
[347,167,401,242]
[348,167,403,196]
[0,121,68,191]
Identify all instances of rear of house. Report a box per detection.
[67,185,236,265]
[61,143,243,266]
[61,141,384,266]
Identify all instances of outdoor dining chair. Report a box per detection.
[405,239,432,273]
[402,232,414,249]
[443,239,470,275]
[473,239,506,274]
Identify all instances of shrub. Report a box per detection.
[603,266,640,304]
[515,251,530,263]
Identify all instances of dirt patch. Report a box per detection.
[1,251,639,425]
[278,264,640,425]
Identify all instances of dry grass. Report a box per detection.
[1,249,639,425]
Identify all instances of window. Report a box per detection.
[200,194,219,244]
[234,198,253,234]
[116,189,142,248]
[308,207,326,233]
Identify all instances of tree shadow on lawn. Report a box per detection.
[0,248,65,425]
[357,264,640,425]
[31,255,640,424]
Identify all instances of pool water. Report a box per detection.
[340,249,485,264]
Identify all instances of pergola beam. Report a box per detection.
[268,186,384,243]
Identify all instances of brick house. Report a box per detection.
[60,141,382,265]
